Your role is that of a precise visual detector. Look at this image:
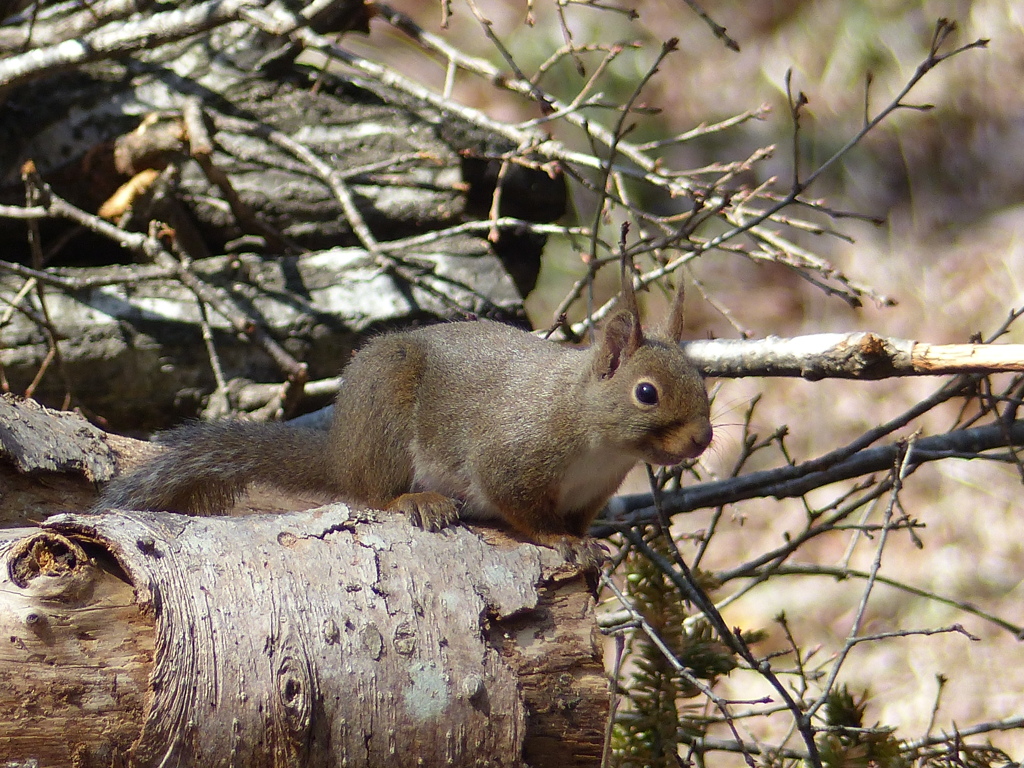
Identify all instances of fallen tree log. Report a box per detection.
[0,241,525,431]
[0,507,608,767]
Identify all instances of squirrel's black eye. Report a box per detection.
[635,381,659,405]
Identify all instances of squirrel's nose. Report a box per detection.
[692,420,713,453]
[671,419,713,461]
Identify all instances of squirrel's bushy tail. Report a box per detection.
[97,421,334,515]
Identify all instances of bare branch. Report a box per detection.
[607,419,1024,524]
[685,332,1024,379]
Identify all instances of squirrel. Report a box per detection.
[97,260,713,561]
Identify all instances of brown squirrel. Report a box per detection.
[97,261,712,559]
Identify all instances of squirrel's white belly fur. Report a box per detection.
[556,446,636,513]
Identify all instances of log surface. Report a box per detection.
[0,505,608,767]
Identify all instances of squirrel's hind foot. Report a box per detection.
[386,491,461,532]
[539,534,609,569]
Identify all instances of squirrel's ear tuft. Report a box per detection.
[619,254,646,351]
[663,277,688,343]
[594,311,639,378]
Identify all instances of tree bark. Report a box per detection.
[0,508,607,768]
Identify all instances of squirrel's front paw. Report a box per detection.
[386,491,460,532]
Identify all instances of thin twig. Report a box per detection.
[806,437,918,720]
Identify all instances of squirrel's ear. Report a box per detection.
[593,311,640,378]
[594,251,645,378]
[663,277,687,342]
